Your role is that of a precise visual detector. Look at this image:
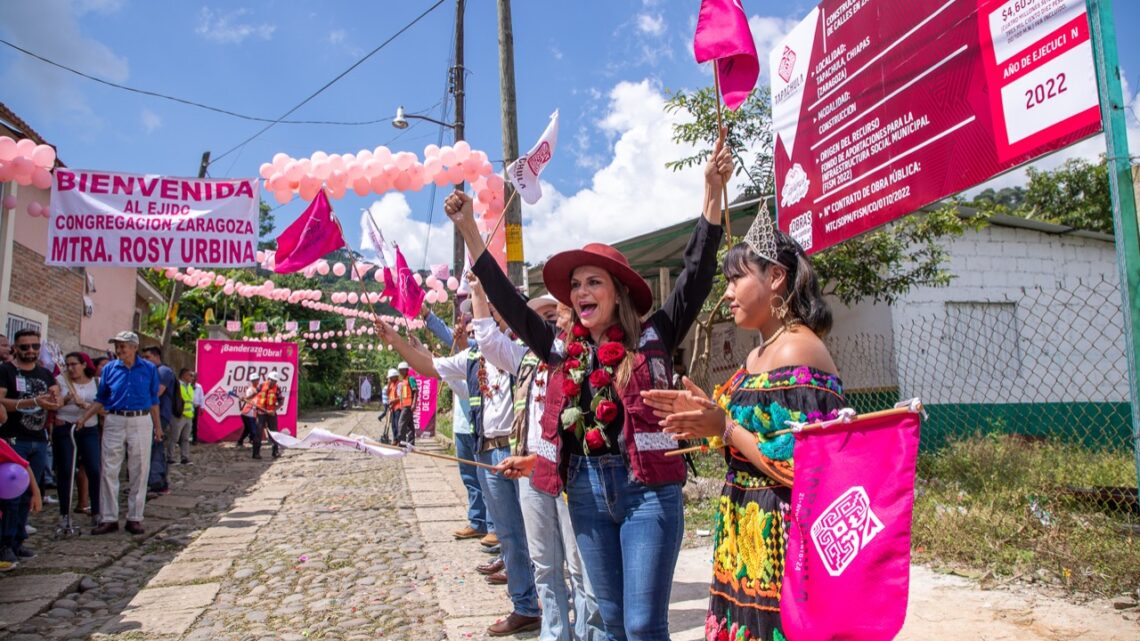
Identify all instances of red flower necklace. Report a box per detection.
[560,323,626,454]
[476,356,501,397]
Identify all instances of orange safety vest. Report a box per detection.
[254,381,280,412]
[395,378,414,410]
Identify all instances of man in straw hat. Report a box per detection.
[80,331,160,536]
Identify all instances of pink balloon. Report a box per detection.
[352,177,370,197]
[316,261,330,276]
[424,144,441,158]
[312,160,331,180]
[31,145,56,168]
[329,183,347,200]
[263,280,275,290]
[348,292,359,304]
[425,290,438,304]
[26,202,42,217]
[446,165,464,183]
[393,171,411,191]
[285,161,304,182]
[373,269,385,283]
[274,189,292,205]
[395,152,415,171]
[487,174,505,191]
[436,291,449,304]
[332,262,347,277]
[223,284,235,295]
[0,161,13,182]
[15,138,35,156]
[331,342,337,349]
[328,169,348,189]
[347,161,364,181]
[373,146,393,165]
[413,273,423,286]
[329,154,346,172]
[453,140,472,162]
[477,188,493,204]
[2,194,16,210]
[425,275,439,289]
[369,174,390,194]
[446,276,459,291]
[439,148,456,166]
[0,137,15,161]
[259,162,274,179]
[432,173,451,188]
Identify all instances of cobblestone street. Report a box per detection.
[1,411,1135,640]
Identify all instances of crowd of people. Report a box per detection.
[371,132,845,641]
[0,330,220,566]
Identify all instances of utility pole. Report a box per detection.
[160,151,209,350]
[452,0,467,309]
[497,0,524,286]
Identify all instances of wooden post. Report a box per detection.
[497,0,525,287]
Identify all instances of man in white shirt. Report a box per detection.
[471,282,604,641]
[190,372,204,444]
[375,315,541,637]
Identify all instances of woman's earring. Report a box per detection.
[771,294,789,321]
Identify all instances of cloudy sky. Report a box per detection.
[2,0,1138,269]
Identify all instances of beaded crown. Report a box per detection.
[743,211,782,266]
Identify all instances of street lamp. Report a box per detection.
[392,105,458,130]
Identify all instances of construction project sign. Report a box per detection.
[771,0,1102,253]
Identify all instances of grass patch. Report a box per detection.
[913,433,1138,596]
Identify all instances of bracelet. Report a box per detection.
[722,417,736,444]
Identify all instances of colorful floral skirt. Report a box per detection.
[705,469,790,641]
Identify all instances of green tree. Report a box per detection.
[665,86,985,307]
[1021,157,1112,233]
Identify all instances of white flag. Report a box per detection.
[360,209,389,267]
[269,428,406,459]
[506,109,559,205]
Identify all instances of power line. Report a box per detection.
[0,37,395,126]
[208,0,448,166]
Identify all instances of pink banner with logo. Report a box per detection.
[411,373,439,434]
[781,410,921,641]
[195,339,299,442]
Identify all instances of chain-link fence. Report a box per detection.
[687,276,1139,594]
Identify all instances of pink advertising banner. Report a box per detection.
[770,0,1102,254]
[195,339,299,442]
[411,373,439,433]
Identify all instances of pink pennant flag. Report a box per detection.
[274,190,346,273]
[430,263,450,281]
[381,246,426,319]
[285,321,298,332]
[225,320,240,332]
[693,0,759,110]
[345,318,356,332]
[309,319,321,331]
[253,321,268,334]
[781,409,922,641]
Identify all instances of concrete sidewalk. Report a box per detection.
[404,439,1138,641]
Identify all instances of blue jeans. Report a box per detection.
[566,455,684,641]
[476,445,539,617]
[148,425,167,490]
[0,439,49,548]
[51,423,101,516]
[455,432,491,532]
[519,476,606,641]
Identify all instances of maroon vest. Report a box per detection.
[531,322,686,496]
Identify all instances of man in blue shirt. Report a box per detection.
[142,346,176,495]
[80,331,160,536]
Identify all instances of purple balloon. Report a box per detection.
[0,462,30,499]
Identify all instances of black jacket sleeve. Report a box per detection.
[471,253,559,363]
[652,217,724,353]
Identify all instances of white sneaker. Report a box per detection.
[25,524,37,535]
[44,495,59,504]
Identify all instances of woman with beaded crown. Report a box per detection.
[641,211,847,641]
[443,131,734,640]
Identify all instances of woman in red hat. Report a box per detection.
[443,132,733,640]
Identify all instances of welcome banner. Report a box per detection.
[196,339,299,442]
[47,169,259,267]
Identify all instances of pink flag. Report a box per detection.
[309,320,321,331]
[430,263,450,280]
[273,190,346,273]
[381,246,425,319]
[693,0,759,111]
[253,321,268,334]
[225,320,240,332]
[782,410,921,641]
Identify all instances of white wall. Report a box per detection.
[890,224,1125,404]
[826,298,896,392]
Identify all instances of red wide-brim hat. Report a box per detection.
[543,243,653,316]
